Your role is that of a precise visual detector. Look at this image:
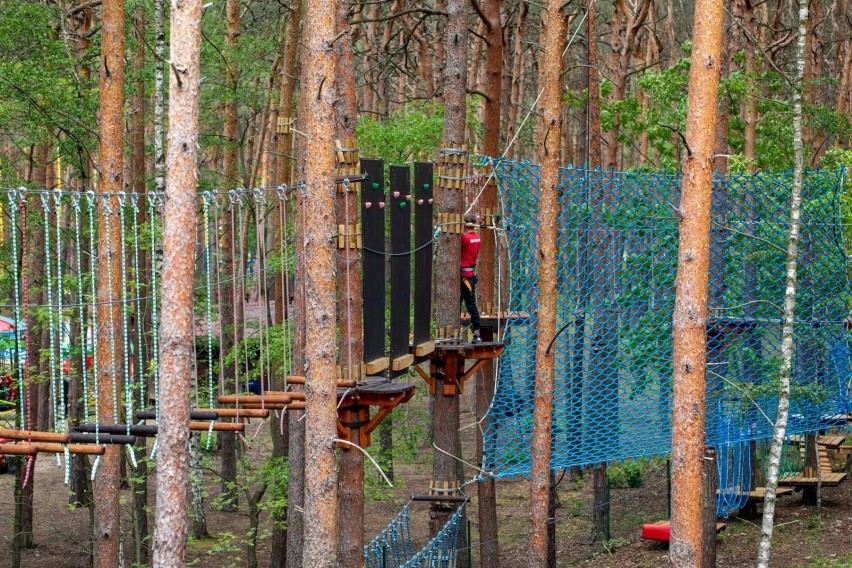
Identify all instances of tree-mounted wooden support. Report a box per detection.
[414,342,505,397]
[277,116,293,134]
[435,148,468,191]
[336,378,416,449]
[337,223,362,250]
[437,213,464,234]
[335,139,361,193]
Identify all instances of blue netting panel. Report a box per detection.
[484,161,850,479]
[400,504,464,568]
[364,504,415,567]
[364,503,465,568]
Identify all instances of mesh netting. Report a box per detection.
[364,502,465,568]
[484,161,851,479]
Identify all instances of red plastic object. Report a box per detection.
[641,522,671,541]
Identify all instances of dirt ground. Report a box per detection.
[0,388,850,567]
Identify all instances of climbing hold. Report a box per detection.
[417,199,424,205]
[399,201,407,209]
[428,198,433,205]
[423,183,430,190]
[365,202,372,209]
[372,182,380,190]
[393,191,400,199]
[379,202,386,209]
[405,194,411,201]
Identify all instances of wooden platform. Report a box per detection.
[817,434,847,449]
[744,486,794,501]
[415,341,505,396]
[336,378,416,448]
[778,472,847,486]
[336,377,416,400]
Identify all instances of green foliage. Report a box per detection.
[357,102,445,164]
[606,459,646,489]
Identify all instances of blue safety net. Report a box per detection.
[364,502,465,568]
[364,504,415,567]
[483,161,850,480]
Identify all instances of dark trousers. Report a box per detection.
[461,274,480,332]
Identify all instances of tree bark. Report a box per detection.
[668,0,723,565]
[299,1,340,566]
[334,3,363,562]
[757,2,808,563]
[271,7,302,566]
[151,0,201,564]
[476,0,502,565]
[431,0,469,553]
[130,9,149,564]
[219,0,242,512]
[93,0,125,565]
[528,2,568,566]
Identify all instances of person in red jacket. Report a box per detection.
[461,214,482,343]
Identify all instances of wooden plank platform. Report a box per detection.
[717,486,793,501]
[818,434,847,449]
[432,341,504,355]
[336,377,416,397]
[778,472,847,486]
[460,310,531,324]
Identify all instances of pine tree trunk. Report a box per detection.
[668,0,724,564]
[151,0,202,564]
[93,1,125,564]
[299,1,340,565]
[218,0,242,512]
[271,9,301,568]
[528,2,568,565]
[334,4,365,560]
[431,3,469,557]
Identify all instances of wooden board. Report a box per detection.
[778,472,847,486]
[389,165,411,379]
[361,158,386,368]
[412,162,433,358]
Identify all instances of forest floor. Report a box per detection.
[0,383,850,567]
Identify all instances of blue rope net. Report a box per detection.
[364,503,465,568]
[484,161,850,484]
[364,504,415,568]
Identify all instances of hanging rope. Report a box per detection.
[40,193,60,432]
[8,192,26,429]
[72,195,90,425]
[130,194,145,409]
[87,192,99,442]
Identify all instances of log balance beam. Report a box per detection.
[75,422,245,438]
[0,428,136,445]
[135,408,271,420]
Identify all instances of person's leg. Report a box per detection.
[462,276,481,341]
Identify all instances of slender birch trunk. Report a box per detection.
[756,0,809,565]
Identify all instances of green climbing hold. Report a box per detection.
[399,201,407,209]
[423,183,430,190]
[372,182,380,190]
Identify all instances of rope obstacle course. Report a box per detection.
[4,154,852,563]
